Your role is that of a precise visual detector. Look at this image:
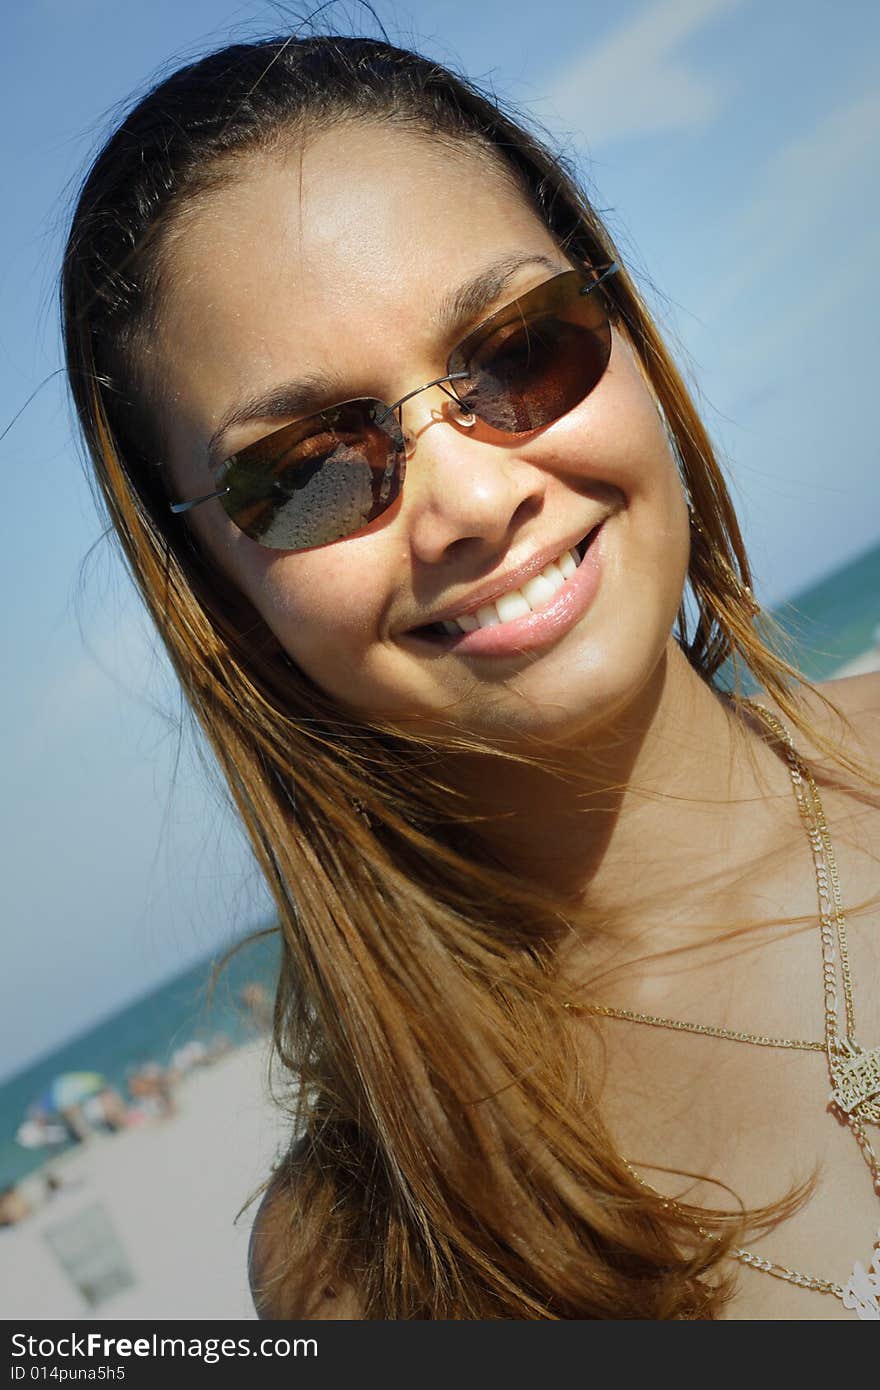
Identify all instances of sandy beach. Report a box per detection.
[0,1039,291,1320]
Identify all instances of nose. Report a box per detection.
[399,387,547,566]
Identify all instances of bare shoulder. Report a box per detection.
[814,669,880,722]
[249,1167,365,1321]
[754,670,880,771]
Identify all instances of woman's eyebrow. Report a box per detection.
[433,251,562,333]
[207,372,342,471]
[206,251,562,469]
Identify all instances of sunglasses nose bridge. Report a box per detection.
[384,371,469,418]
[388,373,474,446]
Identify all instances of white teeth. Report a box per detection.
[475,604,500,627]
[520,572,559,609]
[557,549,577,580]
[495,591,532,622]
[442,545,583,634]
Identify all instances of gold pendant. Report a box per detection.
[842,1232,880,1320]
[829,1043,880,1121]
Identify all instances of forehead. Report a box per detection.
[149,123,562,455]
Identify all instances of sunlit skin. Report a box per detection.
[152,119,826,916]
[156,127,687,728]
[149,123,880,1317]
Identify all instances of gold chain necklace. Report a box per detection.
[564,699,880,1318]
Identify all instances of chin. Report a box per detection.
[502,608,676,742]
[396,632,673,749]
[486,668,663,747]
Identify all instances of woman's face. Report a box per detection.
[153,122,690,743]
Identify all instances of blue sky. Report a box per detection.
[2,0,878,1079]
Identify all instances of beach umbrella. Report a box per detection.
[37,1072,107,1113]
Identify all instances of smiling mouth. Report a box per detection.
[412,526,601,640]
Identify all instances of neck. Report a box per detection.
[446,639,794,968]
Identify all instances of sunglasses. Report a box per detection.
[170,262,620,552]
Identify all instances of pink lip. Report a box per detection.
[403,520,607,658]
[408,523,604,629]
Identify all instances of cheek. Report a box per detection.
[532,333,680,499]
[241,549,383,682]
[593,339,678,478]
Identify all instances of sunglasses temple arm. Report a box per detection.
[586,261,620,294]
[170,485,228,515]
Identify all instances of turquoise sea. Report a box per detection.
[1,538,877,1196]
[758,538,880,684]
[715,537,880,694]
[0,933,280,1191]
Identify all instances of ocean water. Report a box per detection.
[0,933,280,1191]
[766,537,880,683]
[711,537,880,694]
[1,539,877,1195]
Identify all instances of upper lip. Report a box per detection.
[402,519,606,632]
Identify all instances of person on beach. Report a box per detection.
[61,34,880,1319]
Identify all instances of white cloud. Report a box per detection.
[545,0,745,147]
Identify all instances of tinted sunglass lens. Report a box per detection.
[219,402,404,550]
[449,271,611,434]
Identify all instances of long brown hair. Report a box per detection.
[61,33,878,1318]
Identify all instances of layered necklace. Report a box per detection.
[565,699,880,1319]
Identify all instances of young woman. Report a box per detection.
[61,34,880,1319]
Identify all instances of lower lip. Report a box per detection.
[406,521,607,658]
